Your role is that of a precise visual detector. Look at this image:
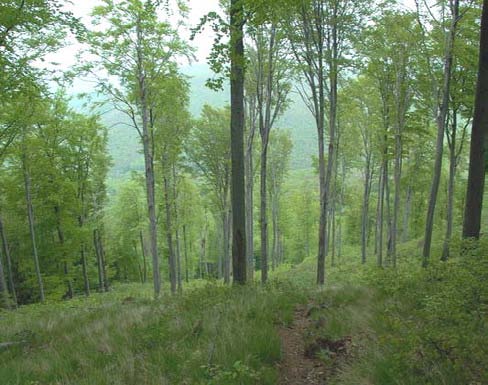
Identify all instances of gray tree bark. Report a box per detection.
[0,215,16,306]
[22,151,45,302]
[139,230,147,283]
[230,0,247,284]
[136,18,160,296]
[463,0,488,239]
[163,173,176,294]
[423,0,459,266]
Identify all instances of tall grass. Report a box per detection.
[0,280,306,385]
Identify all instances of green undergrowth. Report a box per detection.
[1,239,486,385]
[321,238,488,385]
[0,279,307,385]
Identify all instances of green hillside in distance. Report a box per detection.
[72,63,317,179]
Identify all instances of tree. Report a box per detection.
[441,5,478,258]
[268,130,293,269]
[247,22,292,283]
[420,0,461,265]
[188,105,232,283]
[463,0,488,239]
[153,74,191,294]
[86,0,190,297]
[230,0,247,284]
[288,0,369,283]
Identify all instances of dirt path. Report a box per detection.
[277,306,328,385]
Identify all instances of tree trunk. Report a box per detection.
[223,208,232,283]
[463,0,488,239]
[260,141,269,283]
[230,0,247,284]
[54,207,73,299]
[98,233,109,292]
[139,230,147,283]
[271,190,278,271]
[377,163,386,267]
[94,229,105,291]
[0,215,16,306]
[374,170,381,256]
[361,154,372,264]
[402,185,413,243]
[80,243,90,296]
[331,202,336,267]
[392,117,403,268]
[385,160,393,265]
[176,231,182,293]
[172,165,182,293]
[22,153,45,302]
[163,174,176,294]
[442,112,458,261]
[245,105,255,280]
[423,0,459,265]
[136,19,160,297]
[0,245,8,307]
[183,224,189,283]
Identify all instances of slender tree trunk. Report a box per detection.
[245,107,255,280]
[361,154,372,264]
[54,207,73,299]
[402,185,413,243]
[374,170,381,256]
[316,86,328,285]
[98,234,109,292]
[139,230,147,283]
[385,160,393,264]
[463,0,488,239]
[223,208,231,283]
[183,224,189,283]
[199,236,204,279]
[260,141,269,283]
[0,215,16,306]
[377,163,386,267]
[176,232,182,292]
[163,174,176,294]
[423,0,459,266]
[0,246,8,307]
[331,202,336,267]
[319,34,338,283]
[22,153,44,302]
[338,157,346,260]
[172,165,182,293]
[392,121,403,268]
[271,190,278,271]
[133,240,144,283]
[442,113,458,261]
[230,0,247,284]
[80,243,90,296]
[94,229,105,291]
[136,19,160,297]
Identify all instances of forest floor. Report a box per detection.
[1,250,487,385]
[276,278,371,385]
[277,305,327,384]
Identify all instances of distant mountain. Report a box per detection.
[70,63,317,179]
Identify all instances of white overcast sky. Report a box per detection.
[47,0,221,70]
[51,0,417,67]
[46,0,417,93]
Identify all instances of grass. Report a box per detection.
[0,279,307,385]
[1,239,487,385]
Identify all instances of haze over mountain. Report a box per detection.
[72,63,317,179]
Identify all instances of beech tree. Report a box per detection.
[463,0,488,239]
[287,0,369,284]
[85,0,190,296]
[247,22,292,283]
[188,105,232,283]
